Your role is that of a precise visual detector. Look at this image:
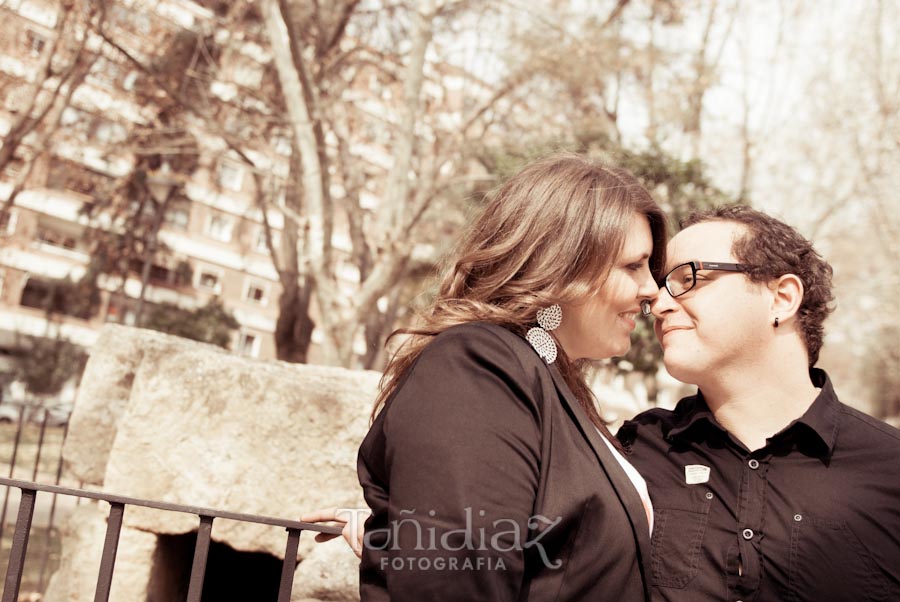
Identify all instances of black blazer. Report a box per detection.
[357,322,652,601]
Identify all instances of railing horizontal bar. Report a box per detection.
[277,527,302,602]
[94,502,125,602]
[0,476,341,535]
[186,515,214,602]
[2,488,37,602]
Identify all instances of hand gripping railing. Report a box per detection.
[0,476,344,602]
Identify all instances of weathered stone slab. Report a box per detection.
[291,538,361,601]
[101,345,376,558]
[64,325,227,485]
[54,325,374,600]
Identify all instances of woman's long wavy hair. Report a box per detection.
[374,154,667,442]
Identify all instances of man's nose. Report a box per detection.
[651,283,678,318]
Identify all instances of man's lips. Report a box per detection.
[659,325,691,338]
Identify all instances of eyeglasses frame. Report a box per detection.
[659,260,749,299]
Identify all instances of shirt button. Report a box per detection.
[794,514,802,522]
[705,492,714,500]
[748,459,760,469]
[742,528,754,540]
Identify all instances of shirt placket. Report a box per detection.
[726,450,770,602]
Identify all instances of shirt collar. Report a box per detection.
[665,368,840,458]
[775,368,840,457]
[665,393,721,441]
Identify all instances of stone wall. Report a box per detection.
[46,324,376,601]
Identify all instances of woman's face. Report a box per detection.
[555,213,658,360]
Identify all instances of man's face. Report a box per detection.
[650,221,773,386]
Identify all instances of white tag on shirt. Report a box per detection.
[685,464,711,484]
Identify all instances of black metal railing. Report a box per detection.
[0,400,72,592]
[0,476,343,602]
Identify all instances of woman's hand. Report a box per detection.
[301,507,369,558]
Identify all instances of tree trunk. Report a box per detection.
[134,190,174,327]
[274,274,315,363]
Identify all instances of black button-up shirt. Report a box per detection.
[618,369,900,602]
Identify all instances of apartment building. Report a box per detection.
[0,0,506,401]
[0,0,287,403]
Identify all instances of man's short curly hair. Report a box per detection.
[682,205,835,366]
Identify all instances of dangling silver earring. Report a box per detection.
[774,317,780,328]
[641,299,652,317]
[527,305,562,363]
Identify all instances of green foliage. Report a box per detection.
[598,144,729,232]
[20,276,100,320]
[143,298,240,349]
[16,336,88,396]
[473,132,728,228]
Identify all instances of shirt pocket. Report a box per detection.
[650,489,713,588]
[788,513,889,602]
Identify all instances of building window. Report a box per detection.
[237,332,259,357]
[105,297,136,325]
[164,201,190,231]
[19,277,94,319]
[4,158,24,179]
[89,56,123,88]
[20,278,51,310]
[60,107,84,127]
[26,30,46,57]
[36,227,77,250]
[195,267,223,294]
[204,213,234,243]
[243,280,268,305]
[93,120,126,144]
[216,161,244,192]
[274,136,292,156]
[254,227,279,254]
[123,70,138,91]
[0,210,16,235]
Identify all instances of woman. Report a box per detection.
[308,154,665,601]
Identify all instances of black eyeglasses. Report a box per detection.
[659,261,749,298]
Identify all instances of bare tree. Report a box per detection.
[0,0,100,220]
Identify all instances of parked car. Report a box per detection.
[36,404,71,427]
[0,400,71,427]
[0,403,23,423]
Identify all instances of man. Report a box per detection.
[619,205,900,602]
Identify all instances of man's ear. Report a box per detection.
[769,274,804,324]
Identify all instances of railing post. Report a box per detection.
[277,528,302,602]
[186,515,214,602]
[38,421,69,590]
[31,408,49,481]
[93,502,126,602]
[0,404,27,542]
[2,487,37,602]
